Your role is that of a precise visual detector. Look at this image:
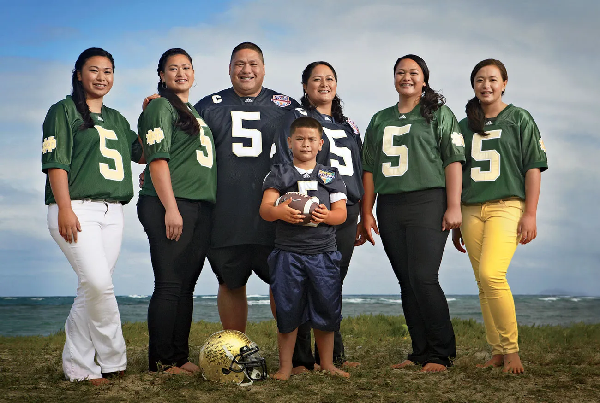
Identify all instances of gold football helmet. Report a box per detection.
[199,330,268,385]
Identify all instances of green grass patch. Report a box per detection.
[1,316,599,402]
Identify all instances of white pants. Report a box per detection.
[48,200,127,381]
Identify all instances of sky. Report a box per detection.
[1,0,599,297]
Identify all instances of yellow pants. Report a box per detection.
[461,199,524,355]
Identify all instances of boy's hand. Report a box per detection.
[311,204,330,224]
[277,198,306,224]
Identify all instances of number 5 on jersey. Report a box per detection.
[382,124,410,177]
[231,111,261,157]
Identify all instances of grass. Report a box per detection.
[1,316,599,402]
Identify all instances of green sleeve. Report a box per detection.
[361,116,376,173]
[437,106,466,167]
[42,102,73,173]
[520,110,548,173]
[138,98,174,163]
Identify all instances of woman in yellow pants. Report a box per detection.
[452,59,548,374]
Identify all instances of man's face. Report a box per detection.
[229,48,265,97]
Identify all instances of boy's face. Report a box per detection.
[288,127,324,164]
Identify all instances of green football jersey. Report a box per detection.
[459,104,548,204]
[138,98,216,203]
[42,96,140,205]
[362,104,465,194]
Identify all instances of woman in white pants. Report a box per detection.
[42,47,143,385]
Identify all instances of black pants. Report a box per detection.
[137,195,212,371]
[377,189,456,367]
[292,202,360,368]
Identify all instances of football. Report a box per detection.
[275,192,320,226]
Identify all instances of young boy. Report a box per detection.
[260,116,349,380]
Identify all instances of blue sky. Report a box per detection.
[1,0,599,297]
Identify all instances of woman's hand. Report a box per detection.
[517,213,537,244]
[58,206,81,243]
[164,207,183,241]
[442,206,462,231]
[142,94,160,110]
[452,228,466,253]
[360,213,379,246]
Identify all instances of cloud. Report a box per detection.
[1,0,599,296]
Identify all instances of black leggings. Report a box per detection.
[292,202,360,368]
[377,188,456,367]
[137,195,212,371]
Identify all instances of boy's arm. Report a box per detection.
[311,200,347,226]
[259,188,306,224]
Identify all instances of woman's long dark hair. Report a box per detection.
[300,61,346,123]
[465,59,508,135]
[393,54,445,124]
[157,48,199,136]
[72,47,114,130]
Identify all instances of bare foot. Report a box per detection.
[421,363,447,373]
[320,364,350,378]
[291,366,310,375]
[391,360,414,369]
[342,361,361,368]
[503,353,524,374]
[88,378,110,386]
[476,354,504,369]
[180,362,200,374]
[165,366,193,376]
[273,368,292,381]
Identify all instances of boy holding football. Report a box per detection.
[260,117,349,380]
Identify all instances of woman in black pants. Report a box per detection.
[137,48,216,374]
[358,55,465,372]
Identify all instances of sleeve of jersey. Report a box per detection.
[262,165,286,193]
[520,111,548,173]
[41,102,73,173]
[326,169,348,203]
[438,107,466,167]
[138,99,174,164]
[361,117,377,173]
[118,112,143,163]
[270,112,295,165]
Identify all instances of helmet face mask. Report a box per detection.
[199,330,268,385]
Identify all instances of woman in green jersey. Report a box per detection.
[359,54,465,372]
[42,47,143,384]
[452,59,547,374]
[137,48,216,374]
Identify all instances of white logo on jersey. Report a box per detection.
[212,95,222,104]
[244,98,254,103]
[295,108,308,116]
[146,128,165,145]
[539,138,547,152]
[451,132,465,147]
[97,116,104,121]
[42,136,57,154]
[485,120,493,125]
[324,116,331,121]
[399,115,406,119]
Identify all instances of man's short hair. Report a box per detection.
[289,117,323,138]
[230,42,264,63]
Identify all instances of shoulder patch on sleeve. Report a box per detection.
[451,132,465,147]
[346,118,360,135]
[539,138,547,153]
[318,169,336,184]
[42,136,57,154]
[272,95,291,107]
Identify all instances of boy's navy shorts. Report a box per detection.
[268,248,342,334]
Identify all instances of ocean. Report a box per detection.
[1,294,599,337]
